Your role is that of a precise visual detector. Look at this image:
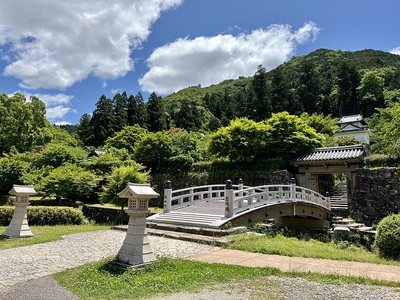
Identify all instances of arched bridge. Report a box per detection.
[147,180,334,230]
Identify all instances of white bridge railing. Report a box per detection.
[163,179,330,218]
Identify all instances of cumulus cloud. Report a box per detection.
[46,105,77,120]
[139,22,320,95]
[0,0,183,90]
[389,47,400,55]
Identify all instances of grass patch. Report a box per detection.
[53,257,279,299]
[227,233,400,266]
[0,224,110,250]
[53,257,400,300]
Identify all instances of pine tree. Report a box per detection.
[113,92,128,132]
[146,92,167,132]
[127,94,137,126]
[251,65,272,121]
[90,95,116,147]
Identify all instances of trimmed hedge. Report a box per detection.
[0,206,84,226]
[374,214,400,260]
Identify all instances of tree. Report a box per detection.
[101,163,149,208]
[368,102,400,156]
[135,92,147,128]
[0,154,31,195]
[127,94,138,126]
[270,67,291,113]
[104,125,148,153]
[358,70,385,117]
[77,113,94,146]
[336,60,360,116]
[300,113,339,144]
[40,164,101,201]
[264,112,325,160]
[90,95,116,147]
[113,92,128,132]
[209,118,269,162]
[146,92,167,132]
[297,60,320,114]
[0,93,52,155]
[133,132,174,173]
[35,143,87,169]
[251,65,272,121]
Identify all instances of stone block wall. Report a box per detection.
[351,168,400,226]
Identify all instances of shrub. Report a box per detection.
[374,214,400,259]
[101,162,149,208]
[0,206,84,226]
[0,206,14,226]
[40,164,101,201]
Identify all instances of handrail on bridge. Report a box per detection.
[163,179,330,217]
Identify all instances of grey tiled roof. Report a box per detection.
[294,145,365,163]
[337,114,366,124]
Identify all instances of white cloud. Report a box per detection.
[46,105,77,120]
[389,47,400,55]
[139,22,320,95]
[0,0,183,90]
[34,93,74,106]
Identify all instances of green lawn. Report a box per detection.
[53,256,400,300]
[0,224,110,250]
[227,233,400,266]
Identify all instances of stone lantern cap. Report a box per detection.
[118,183,159,199]
[9,185,36,196]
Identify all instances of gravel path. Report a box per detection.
[1,229,399,299]
[0,229,219,289]
[148,277,400,300]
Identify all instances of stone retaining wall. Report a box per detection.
[351,167,400,226]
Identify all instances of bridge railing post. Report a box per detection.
[248,188,254,205]
[163,180,172,213]
[238,178,243,208]
[224,180,234,218]
[291,177,296,200]
[325,191,331,210]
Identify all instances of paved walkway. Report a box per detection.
[0,229,400,299]
[0,229,219,289]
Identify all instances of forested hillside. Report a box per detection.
[1,48,400,202]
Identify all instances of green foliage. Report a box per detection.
[35,143,87,168]
[364,154,400,168]
[104,124,148,152]
[334,136,362,146]
[0,206,84,226]
[209,118,269,162]
[0,206,13,226]
[0,93,52,155]
[39,164,101,201]
[0,154,31,196]
[133,131,174,172]
[80,154,131,175]
[368,103,400,156]
[264,112,325,160]
[374,214,400,260]
[101,163,149,208]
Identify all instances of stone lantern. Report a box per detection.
[3,185,36,238]
[113,183,160,268]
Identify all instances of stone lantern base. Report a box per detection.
[3,204,34,238]
[112,210,157,268]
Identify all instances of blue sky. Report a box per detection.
[0,0,399,125]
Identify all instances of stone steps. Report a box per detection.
[332,216,376,235]
[147,211,223,228]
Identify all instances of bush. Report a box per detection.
[0,206,14,226]
[374,214,400,259]
[0,206,84,226]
